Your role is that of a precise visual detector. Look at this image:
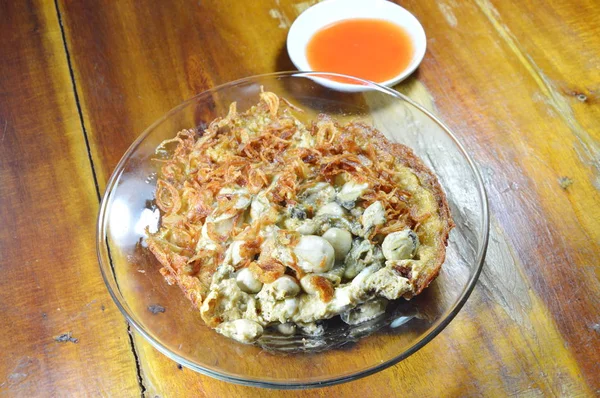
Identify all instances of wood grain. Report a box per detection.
[6,0,597,395]
[0,1,140,395]
[408,0,600,391]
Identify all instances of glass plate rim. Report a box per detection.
[96,71,490,389]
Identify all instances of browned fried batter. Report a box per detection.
[146,90,453,319]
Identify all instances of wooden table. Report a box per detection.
[1,0,599,396]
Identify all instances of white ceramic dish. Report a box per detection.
[287,0,427,91]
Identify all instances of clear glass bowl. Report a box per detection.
[97,72,489,389]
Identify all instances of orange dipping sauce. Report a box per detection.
[306,18,414,83]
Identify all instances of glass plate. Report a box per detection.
[97,72,489,389]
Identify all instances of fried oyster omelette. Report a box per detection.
[146,91,454,344]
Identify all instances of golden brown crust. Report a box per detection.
[352,122,454,295]
[312,276,335,303]
[250,259,286,284]
[146,92,454,332]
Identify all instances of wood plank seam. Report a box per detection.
[52,0,147,396]
[52,0,101,203]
